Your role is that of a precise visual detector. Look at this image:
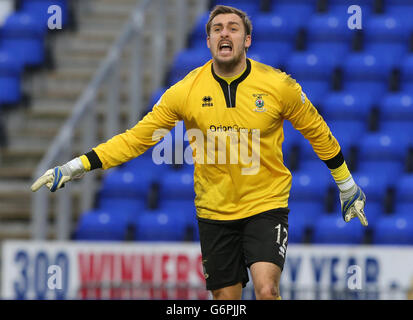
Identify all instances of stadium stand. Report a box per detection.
[0,0,208,240]
[1,0,413,246]
[70,0,413,245]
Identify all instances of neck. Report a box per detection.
[212,56,247,78]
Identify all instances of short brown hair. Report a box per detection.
[205,5,252,36]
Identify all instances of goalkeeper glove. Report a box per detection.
[338,178,368,227]
[31,157,86,192]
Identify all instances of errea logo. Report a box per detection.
[202,96,213,107]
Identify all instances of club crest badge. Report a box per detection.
[253,93,267,112]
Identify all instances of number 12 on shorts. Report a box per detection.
[275,224,288,258]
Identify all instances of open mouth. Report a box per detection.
[219,42,233,53]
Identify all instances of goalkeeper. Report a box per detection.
[31,5,367,300]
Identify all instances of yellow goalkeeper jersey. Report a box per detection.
[90,58,341,220]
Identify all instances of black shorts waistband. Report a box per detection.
[197,207,290,225]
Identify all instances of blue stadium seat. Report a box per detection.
[328,0,375,5]
[363,43,407,67]
[133,208,189,241]
[380,121,413,139]
[328,2,373,18]
[372,214,413,245]
[157,199,197,221]
[271,3,315,25]
[286,51,337,82]
[394,202,413,215]
[306,12,353,55]
[247,48,283,68]
[400,54,413,85]
[386,5,413,30]
[188,12,209,48]
[121,153,168,182]
[396,174,413,203]
[306,42,349,64]
[290,165,331,201]
[361,201,383,229]
[168,47,210,85]
[342,51,397,83]
[288,200,323,230]
[159,167,196,200]
[99,167,154,200]
[210,0,261,17]
[386,0,413,5]
[342,81,386,99]
[272,0,317,4]
[247,41,292,67]
[0,50,22,105]
[312,213,365,244]
[192,217,200,242]
[322,91,374,122]
[253,13,301,43]
[74,209,130,241]
[298,80,329,107]
[98,198,146,218]
[282,120,302,155]
[0,12,48,68]
[364,15,410,45]
[352,171,391,202]
[298,120,365,162]
[379,92,413,121]
[328,120,366,146]
[286,212,307,244]
[157,199,198,241]
[358,130,410,163]
[357,160,403,184]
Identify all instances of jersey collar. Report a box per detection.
[211,59,252,108]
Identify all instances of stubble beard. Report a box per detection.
[213,46,246,74]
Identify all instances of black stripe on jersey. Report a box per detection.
[211,58,251,108]
[323,150,344,169]
[85,150,102,170]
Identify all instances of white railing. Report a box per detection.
[31,0,207,240]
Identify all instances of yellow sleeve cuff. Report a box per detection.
[330,161,351,182]
[79,155,91,171]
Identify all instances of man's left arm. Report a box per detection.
[279,74,367,226]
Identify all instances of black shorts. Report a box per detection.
[197,208,289,291]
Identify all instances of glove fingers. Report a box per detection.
[345,201,368,226]
[354,200,368,226]
[31,172,54,192]
[31,168,72,193]
[344,208,356,222]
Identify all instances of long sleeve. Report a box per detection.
[279,74,341,161]
[88,86,183,170]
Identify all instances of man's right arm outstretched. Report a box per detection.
[31,85,183,193]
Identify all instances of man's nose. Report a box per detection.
[220,27,230,37]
